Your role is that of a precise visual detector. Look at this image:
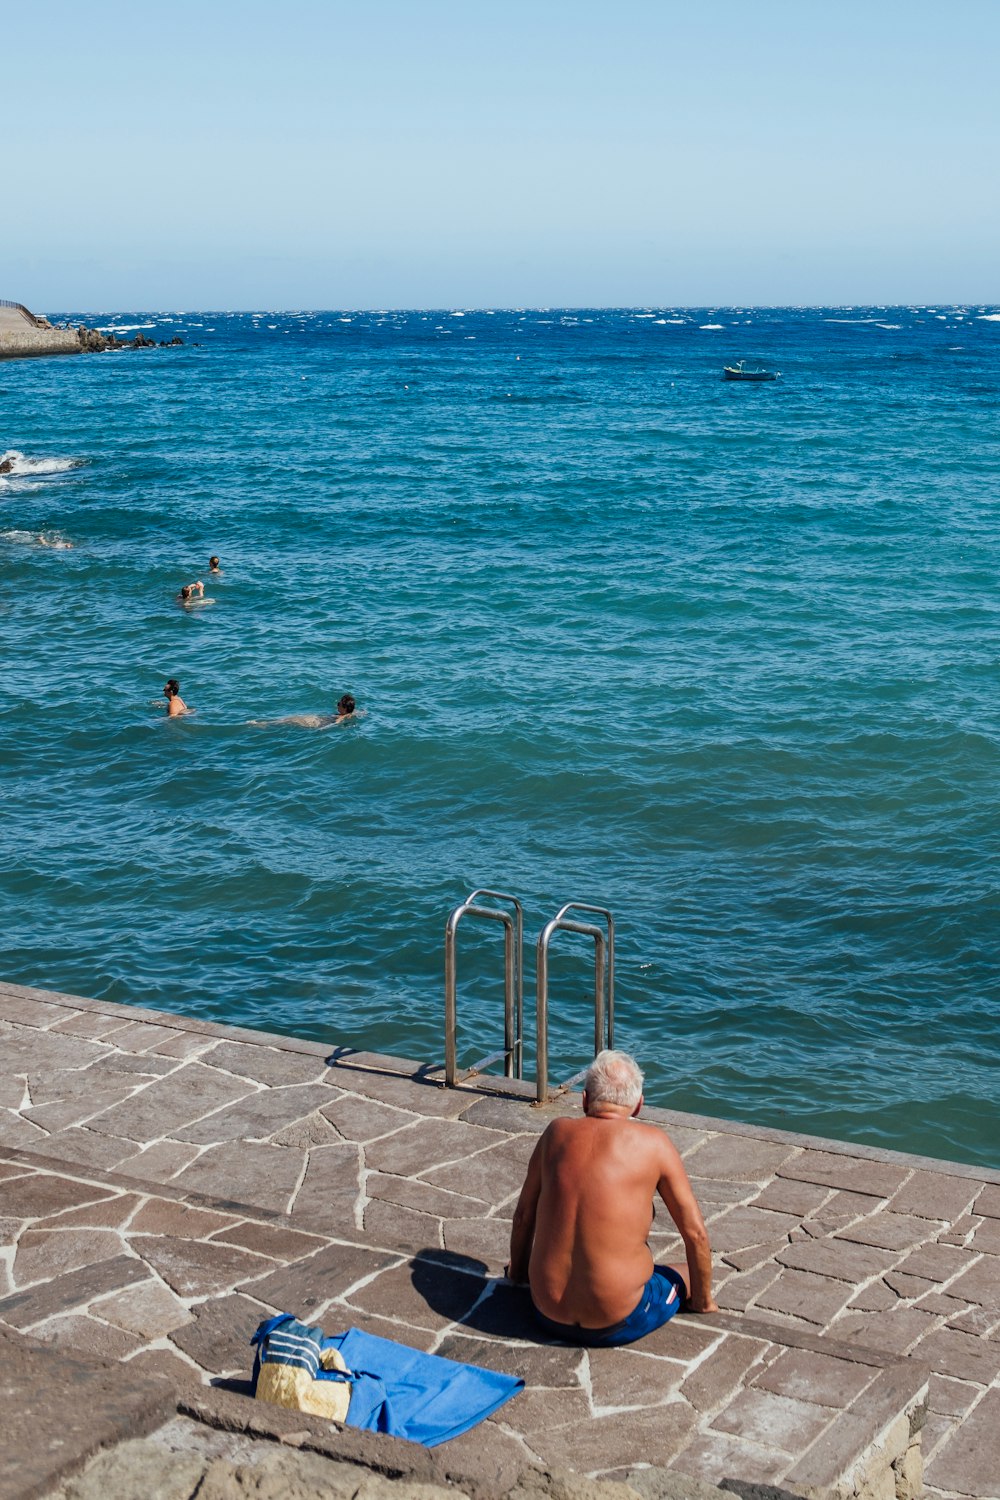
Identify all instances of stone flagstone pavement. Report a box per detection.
[1,980,999,1499]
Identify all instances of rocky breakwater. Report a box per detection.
[76,324,184,353]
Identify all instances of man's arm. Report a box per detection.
[507,1131,545,1284]
[655,1134,717,1313]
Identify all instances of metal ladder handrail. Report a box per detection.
[536,901,615,1103]
[444,889,524,1086]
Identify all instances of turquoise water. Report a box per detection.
[2,307,999,1168]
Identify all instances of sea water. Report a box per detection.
[2,307,999,1169]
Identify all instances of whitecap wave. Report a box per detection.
[93,322,157,333]
[700,323,724,330]
[0,449,83,476]
[976,313,1000,322]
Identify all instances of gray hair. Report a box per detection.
[584,1050,644,1109]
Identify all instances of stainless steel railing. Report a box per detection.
[443,891,615,1101]
[536,902,615,1103]
[444,889,524,1086]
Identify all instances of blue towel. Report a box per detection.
[327,1326,523,1446]
[251,1315,522,1447]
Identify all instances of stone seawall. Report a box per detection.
[0,302,81,359]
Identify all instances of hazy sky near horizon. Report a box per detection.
[5,0,998,309]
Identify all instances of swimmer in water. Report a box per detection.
[37,534,74,549]
[209,555,222,574]
[251,693,361,730]
[163,679,192,717]
[177,580,212,608]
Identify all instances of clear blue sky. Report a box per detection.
[4,0,998,309]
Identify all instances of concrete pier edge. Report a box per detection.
[1,978,998,1500]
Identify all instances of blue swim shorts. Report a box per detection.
[532,1265,686,1347]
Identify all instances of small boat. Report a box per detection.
[723,361,779,381]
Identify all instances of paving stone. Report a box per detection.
[106,1020,188,1053]
[12,1227,127,1287]
[120,1345,206,1386]
[270,1112,345,1149]
[886,1168,983,1222]
[776,1236,896,1283]
[927,1373,981,1417]
[93,1277,193,1337]
[289,1143,363,1221]
[32,1310,145,1359]
[152,1029,218,1059]
[969,1216,1000,1254]
[924,1386,1000,1497]
[334,1071,471,1119]
[710,1385,834,1452]
[58,1435,209,1499]
[834,1211,935,1252]
[685,1179,751,1210]
[810,1188,887,1225]
[131,1234,273,1297]
[678,1333,768,1414]
[171,1083,336,1146]
[240,1242,400,1317]
[0,1324,177,1498]
[827,1307,937,1356]
[0,1109,54,1149]
[1,1027,110,1075]
[455,1279,550,1343]
[937,1212,982,1247]
[172,1142,306,1215]
[714,1262,782,1313]
[883,1269,937,1299]
[944,1254,1000,1307]
[717,1241,786,1273]
[0,1215,21,1246]
[893,1240,976,1283]
[973,1183,1000,1219]
[751,1346,876,1408]
[86,1063,259,1144]
[49,1010,133,1039]
[628,1314,722,1363]
[667,1430,790,1487]
[920,1410,959,1464]
[435,1331,585,1386]
[531,1401,698,1473]
[682,1135,797,1182]
[457,1096,549,1134]
[362,1117,509,1179]
[366,1171,486,1221]
[114,1139,205,1183]
[908,1324,1000,1383]
[748,1178,832,1216]
[35,1127,139,1170]
[946,1301,1000,1336]
[344,1253,486,1332]
[702,1207,800,1253]
[209,1220,326,1261]
[198,1039,331,1086]
[169,1291,273,1375]
[422,1137,535,1201]
[0,1252,150,1328]
[25,1088,147,1133]
[497,1382,592,1431]
[442,1215,512,1264]
[344,1309,438,1350]
[321,1093,419,1142]
[128,1199,241,1239]
[588,1344,687,1408]
[755,1269,854,1325]
[847,1278,901,1312]
[0,1172,116,1221]
[776,1151,907,1199]
[363,1196,442,1253]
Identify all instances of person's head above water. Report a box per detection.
[163,679,180,698]
[209,556,220,570]
[583,1050,644,1114]
[337,693,356,716]
[179,585,192,600]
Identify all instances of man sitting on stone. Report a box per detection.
[507,1049,717,1345]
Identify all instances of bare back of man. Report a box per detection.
[509,1052,715,1341]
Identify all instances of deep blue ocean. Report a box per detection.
[2,306,999,1168]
